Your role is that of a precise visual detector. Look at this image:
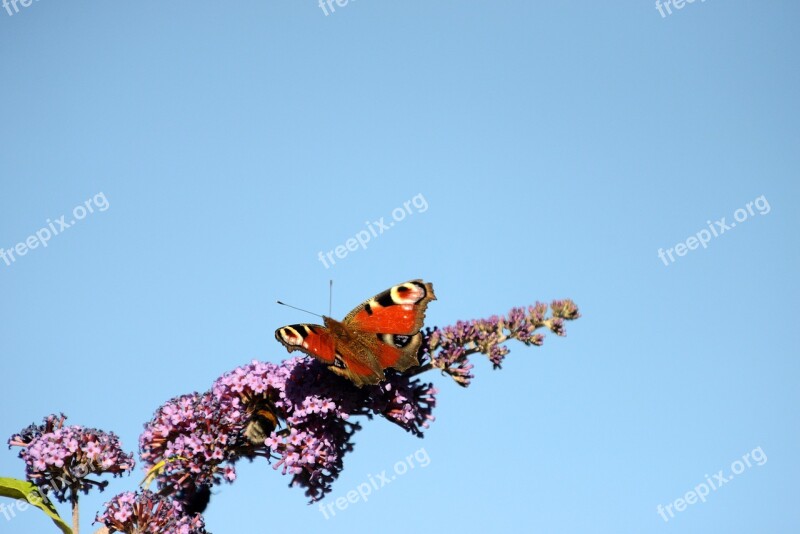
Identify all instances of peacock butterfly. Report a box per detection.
[275,280,436,387]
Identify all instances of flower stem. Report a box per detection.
[71,488,79,534]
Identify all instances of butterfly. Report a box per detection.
[275,280,436,387]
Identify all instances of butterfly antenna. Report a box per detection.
[276,301,324,318]
[329,280,333,317]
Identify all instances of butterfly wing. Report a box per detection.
[361,332,424,373]
[327,337,386,387]
[344,280,435,379]
[274,324,337,364]
[274,322,385,387]
[343,280,436,335]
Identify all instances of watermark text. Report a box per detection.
[1,192,110,268]
[655,0,707,18]
[658,194,770,266]
[318,447,431,519]
[317,193,428,269]
[656,446,767,523]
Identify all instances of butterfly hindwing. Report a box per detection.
[360,332,423,378]
[325,334,385,387]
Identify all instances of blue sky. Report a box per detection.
[1,1,798,533]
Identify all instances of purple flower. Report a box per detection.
[136,297,579,508]
[8,414,135,503]
[420,299,581,387]
[138,356,438,504]
[96,490,207,534]
[138,392,244,499]
[211,357,436,501]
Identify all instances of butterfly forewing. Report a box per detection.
[344,280,436,334]
[274,324,337,365]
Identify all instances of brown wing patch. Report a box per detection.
[326,342,385,387]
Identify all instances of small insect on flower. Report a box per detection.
[244,397,280,446]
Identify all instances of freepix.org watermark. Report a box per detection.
[2,0,40,17]
[318,447,431,519]
[1,192,110,268]
[1,463,95,524]
[657,195,770,267]
[656,446,767,523]
[655,0,707,18]
[318,0,355,16]
[317,193,428,269]
[1,484,52,523]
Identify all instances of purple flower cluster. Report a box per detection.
[7,414,134,503]
[8,296,578,532]
[217,357,437,500]
[218,358,362,502]
[132,354,439,508]
[96,490,207,534]
[419,299,581,386]
[107,298,579,525]
[367,371,437,437]
[137,391,245,498]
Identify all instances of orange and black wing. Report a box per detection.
[274,324,337,365]
[274,323,384,387]
[343,280,436,335]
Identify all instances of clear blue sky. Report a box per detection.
[1,2,798,533]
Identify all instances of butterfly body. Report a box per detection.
[275,280,435,387]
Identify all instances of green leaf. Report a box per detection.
[0,477,72,534]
